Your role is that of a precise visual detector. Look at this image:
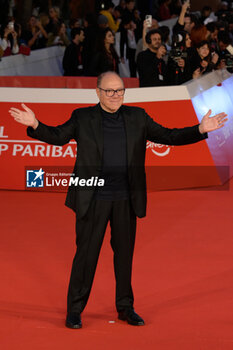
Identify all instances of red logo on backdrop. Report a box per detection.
[146,141,173,157]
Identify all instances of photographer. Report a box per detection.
[216,30,233,73]
[167,31,192,85]
[137,29,167,87]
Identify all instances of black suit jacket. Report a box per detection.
[27,104,206,219]
[62,42,83,76]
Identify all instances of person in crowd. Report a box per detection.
[89,27,119,76]
[137,29,167,87]
[217,30,232,53]
[228,16,233,39]
[122,0,136,23]
[113,5,123,24]
[200,6,213,24]
[159,25,171,52]
[100,1,121,33]
[66,18,81,41]
[21,15,48,50]
[158,0,172,21]
[47,22,70,47]
[169,0,182,17]
[216,30,233,72]
[118,0,126,11]
[216,19,229,32]
[132,7,143,41]
[189,40,219,79]
[62,27,85,76]
[120,18,137,77]
[82,13,99,75]
[97,14,109,30]
[190,24,209,47]
[122,0,143,41]
[135,17,159,59]
[46,6,62,34]
[206,21,219,51]
[173,1,199,34]
[39,12,50,30]
[0,21,19,56]
[0,45,3,59]
[215,1,229,19]
[167,30,192,85]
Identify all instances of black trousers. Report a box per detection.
[67,199,137,314]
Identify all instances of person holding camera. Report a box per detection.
[136,29,167,87]
[167,30,192,85]
[216,30,233,73]
[0,21,19,56]
[21,15,48,50]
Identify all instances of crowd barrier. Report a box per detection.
[0,76,139,89]
[0,70,233,192]
[0,46,65,76]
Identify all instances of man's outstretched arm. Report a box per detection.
[146,109,228,146]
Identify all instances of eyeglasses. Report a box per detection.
[98,87,125,97]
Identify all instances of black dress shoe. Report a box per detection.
[118,309,145,326]
[65,313,82,329]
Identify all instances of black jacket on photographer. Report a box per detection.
[137,48,167,87]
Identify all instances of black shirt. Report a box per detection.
[137,48,167,87]
[95,106,129,200]
[62,41,83,76]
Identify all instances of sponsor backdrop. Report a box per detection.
[1,72,233,192]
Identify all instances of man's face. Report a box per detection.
[149,33,161,51]
[127,1,135,11]
[96,74,125,113]
[211,29,218,41]
[75,30,85,43]
[218,40,228,51]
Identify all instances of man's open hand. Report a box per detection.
[199,109,228,134]
[9,103,38,129]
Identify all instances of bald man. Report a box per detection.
[9,71,227,329]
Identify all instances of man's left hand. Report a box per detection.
[199,110,228,134]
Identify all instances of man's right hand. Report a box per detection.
[156,45,166,59]
[9,103,39,129]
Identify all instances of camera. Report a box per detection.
[169,47,187,63]
[7,21,14,30]
[224,53,233,68]
[169,33,187,64]
[220,45,233,69]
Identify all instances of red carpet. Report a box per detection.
[1,180,233,350]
